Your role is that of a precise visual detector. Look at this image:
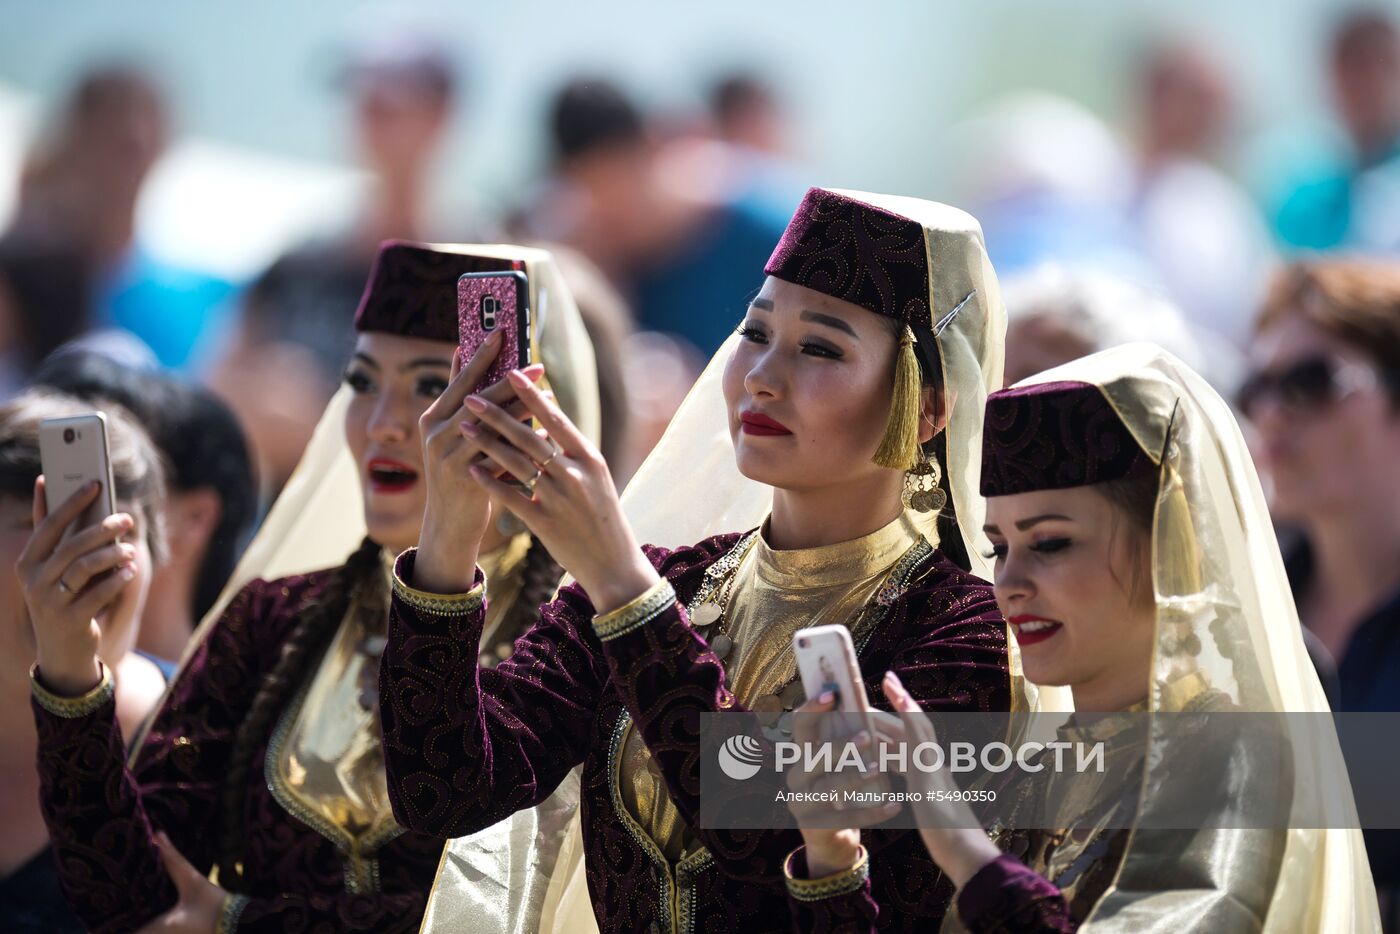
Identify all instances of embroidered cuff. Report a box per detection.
[30,661,113,718]
[216,893,250,934]
[392,548,485,617]
[784,845,870,902]
[592,579,677,642]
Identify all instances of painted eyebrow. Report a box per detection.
[352,351,380,370]
[749,298,774,311]
[799,310,859,338]
[402,357,451,373]
[983,514,1074,535]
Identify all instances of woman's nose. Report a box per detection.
[367,396,410,444]
[743,349,785,399]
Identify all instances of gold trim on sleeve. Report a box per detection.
[592,579,677,642]
[391,553,484,617]
[783,844,870,902]
[29,661,113,718]
[216,892,250,933]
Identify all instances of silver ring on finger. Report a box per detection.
[536,445,560,472]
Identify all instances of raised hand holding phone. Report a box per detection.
[20,414,138,696]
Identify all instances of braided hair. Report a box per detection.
[909,322,972,572]
[492,535,563,659]
[216,536,384,888]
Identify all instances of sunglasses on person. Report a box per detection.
[1237,355,1382,417]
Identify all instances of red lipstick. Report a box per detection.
[367,457,419,494]
[1007,614,1063,647]
[739,411,792,436]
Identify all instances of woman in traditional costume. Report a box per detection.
[782,343,1379,932]
[25,241,600,933]
[381,187,1038,932]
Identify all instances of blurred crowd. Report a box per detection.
[2,5,1400,927]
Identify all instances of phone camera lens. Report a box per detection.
[62,428,75,444]
[797,638,808,649]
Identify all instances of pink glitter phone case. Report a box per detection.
[457,270,530,392]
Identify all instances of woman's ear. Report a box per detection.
[918,387,949,444]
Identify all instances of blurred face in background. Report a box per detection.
[352,75,451,179]
[1332,16,1400,160]
[1142,43,1229,158]
[342,332,453,553]
[1245,313,1400,523]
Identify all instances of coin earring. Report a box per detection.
[902,447,946,514]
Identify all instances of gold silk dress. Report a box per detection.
[265,576,403,893]
[620,512,923,862]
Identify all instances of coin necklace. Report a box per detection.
[687,530,934,722]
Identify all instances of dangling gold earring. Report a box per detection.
[902,447,946,514]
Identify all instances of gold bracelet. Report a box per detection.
[392,549,485,617]
[29,661,113,718]
[783,844,870,902]
[216,893,250,934]
[592,579,676,642]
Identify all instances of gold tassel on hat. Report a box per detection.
[873,326,922,470]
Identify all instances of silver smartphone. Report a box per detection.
[38,413,116,537]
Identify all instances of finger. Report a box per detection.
[459,422,542,484]
[462,395,554,463]
[23,479,101,566]
[882,671,923,713]
[58,541,137,593]
[70,562,136,620]
[155,831,203,893]
[470,464,544,520]
[45,514,135,584]
[473,364,545,408]
[427,330,503,423]
[31,475,47,527]
[506,369,592,456]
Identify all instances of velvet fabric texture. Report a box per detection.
[352,240,519,342]
[380,534,1012,934]
[979,381,1154,497]
[764,188,934,328]
[32,570,445,933]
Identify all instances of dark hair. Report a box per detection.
[1094,462,1160,602]
[0,390,166,560]
[0,237,92,371]
[217,536,383,888]
[710,73,776,125]
[904,321,972,571]
[495,537,563,656]
[1254,259,1400,404]
[33,351,258,618]
[550,77,644,165]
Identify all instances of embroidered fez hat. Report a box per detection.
[353,240,519,342]
[980,380,1154,496]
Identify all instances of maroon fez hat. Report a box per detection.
[352,241,520,342]
[980,381,1154,497]
[764,188,933,329]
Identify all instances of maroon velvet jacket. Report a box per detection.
[380,533,1012,933]
[32,569,445,933]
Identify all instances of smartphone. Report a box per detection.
[793,624,877,739]
[38,413,116,537]
[458,270,531,393]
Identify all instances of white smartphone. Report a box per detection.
[39,413,116,537]
[793,624,877,738]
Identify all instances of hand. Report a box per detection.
[413,330,537,594]
[18,476,138,696]
[879,672,1000,888]
[462,366,659,613]
[783,691,899,877]
[132,832,227,934]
